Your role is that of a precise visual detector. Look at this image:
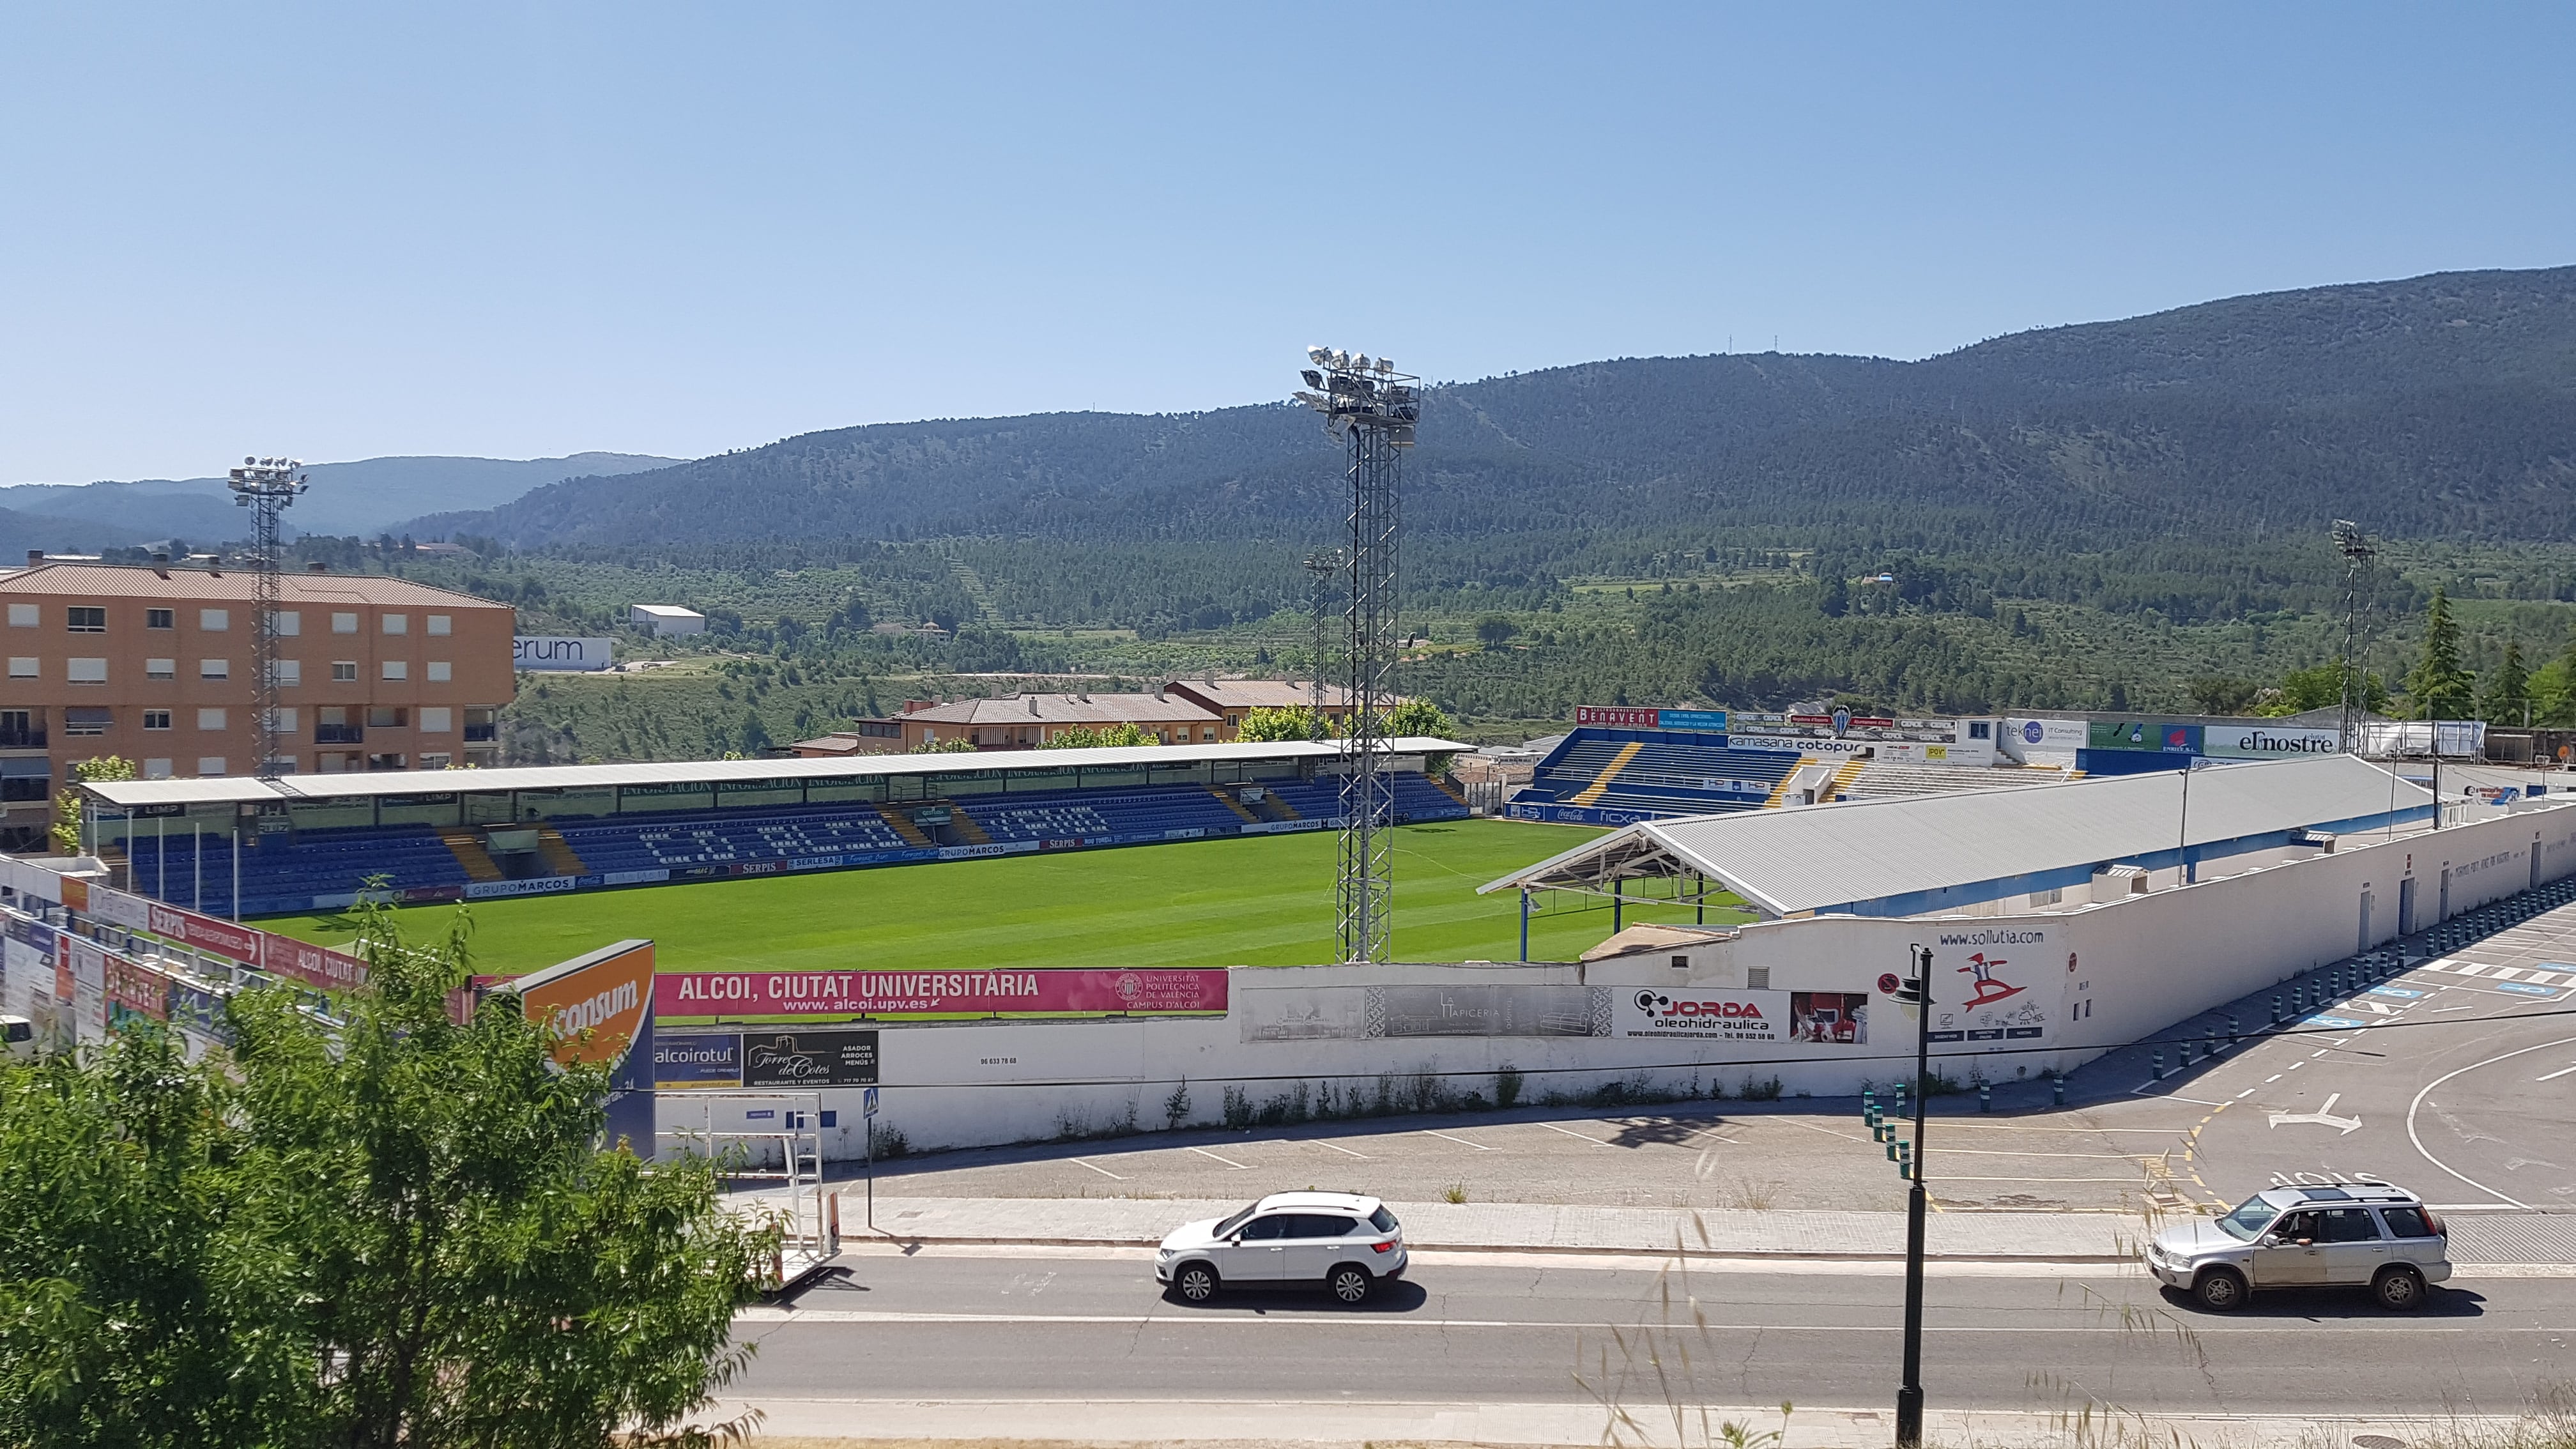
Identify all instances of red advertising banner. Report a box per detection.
[656,967,1230,1024]
[105,956,171,1021]
[261,935,371,993]
[146,903,263,966]
[1574,706,1661,728]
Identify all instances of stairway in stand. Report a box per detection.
[437,828,507,882]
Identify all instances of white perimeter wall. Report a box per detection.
[662,801,2576,1161]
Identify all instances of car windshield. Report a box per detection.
[2213,1195,2278,1242]
[1213,1202,1263,1237]
[1369,1206,1399,1233]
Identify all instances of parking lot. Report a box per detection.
[854,890,2576,1221]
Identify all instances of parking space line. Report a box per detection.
[1538,1123,1616,1147]
[1186,1147,1253,1170]
[1420,1129,1493,1151]
[1070,1158,1126,1181]
[1307,1140,1368,1159]
[1928,1148,2155,1159]
[2537,1064,2576,1083]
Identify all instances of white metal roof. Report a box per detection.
[82,737,1471,808]
[1482,755,2445,917]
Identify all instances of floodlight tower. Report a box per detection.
[2332,519,2377,755]
[1301,548,1345,738]
[229,456,309,779]
[1294,348,1422,965]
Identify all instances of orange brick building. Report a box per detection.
[2,558,514,848]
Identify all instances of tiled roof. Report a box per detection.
[896,693,1220,726]
[1167,679,1358,710]
[0,561,510,610]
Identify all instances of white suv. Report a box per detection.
[2145,1183,2450,1312]
[1156,1192,1408,1305]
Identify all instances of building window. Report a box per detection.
[199,659,229,679]
[143,710,171,730]
[199,608,229,631]
[426,661,451,682]
[427,614,451,636]
[197,757,226,777]
[332,661,358,682]
[418,707,452,733]
[143,758,172,779]
[66,657,107,684]
[1745,967,1771,990]
[6,657,32,678]
[62,709,110,737]
[197,708,227,730]
[266,707,297,733]
[1968,721,1993,740]
[382,614,408,636]
[145,657,175,679]
[146,608,174,629]
[6,604,34,627]
[268,659,301,686]
[366,707,408,728]
[66,606,105,632]
[381,660,408,680]
[268,610,300,636]
[332,611,358,634]
[419,752,452,769]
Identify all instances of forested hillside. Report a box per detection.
[422,266,2576,551]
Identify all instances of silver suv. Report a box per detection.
[2145,1183,2450,1312]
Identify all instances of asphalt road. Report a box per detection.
[730,1250,2576,1418]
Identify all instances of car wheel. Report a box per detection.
[2192,1267,2248,1312]
[1328,1264,1373,1305]
[2373,1266,2426,1312]
[1173,1262,1219,1303]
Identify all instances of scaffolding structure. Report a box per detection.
[2332,519,2379,756]
[656,1091,842,1281]
[226,457,307,779]
[1292,348,1420,963]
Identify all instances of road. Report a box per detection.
[730,1249,2576,1420]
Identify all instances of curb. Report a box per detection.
[839,1230,2142,1264]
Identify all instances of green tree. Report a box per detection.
[2402,587,2476,720]
[907,735,981,753]
[2482,638,2531,726]
[50,755,135,855]
[1038,721,1161,749]
[0,903,774,1448]
[1472,614,1519,648]
[1387,698,1457,739]
[1234,705,1323,743]
[2185,676,2259,716]
[2537,623,2576,726]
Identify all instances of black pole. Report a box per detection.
[1896,942,1932,1447]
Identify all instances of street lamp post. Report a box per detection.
[1893,943,1935,1447]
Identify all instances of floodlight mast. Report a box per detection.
[2333,520,2377,755]
[1295,347,1422,965]
[228,456,309,780]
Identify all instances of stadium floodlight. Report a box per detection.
[1354,354,1371,371]
[1308,344,1330,365]
[225,454,310,782]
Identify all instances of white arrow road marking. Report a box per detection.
[2361,1000,2398,1015]
[2268,1092,2363,1135]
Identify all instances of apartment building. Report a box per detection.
[1,558,514,849]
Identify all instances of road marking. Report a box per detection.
[2497,983,2563,997]
[1926,1148,2155,1160]
[1307,1140,1369,1159]
[2234,1088,2256,1099]
[2267,1092,2362,1135]
[1419,1130,1493,1151]
[2488,968,2528,980]
[2406,1032,2576,1210]
[1070,1158,1127,1181]
[2537,1063,2576,1083]
[737,1308,2482,1333]
[1186,1147,1253,1170]
[1537,1123,1614,1147]
[2266,1074,2282,1083]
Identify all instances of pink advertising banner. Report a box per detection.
[146,903,263,966]
[261,936,371,993]
[656,967,1230,1024]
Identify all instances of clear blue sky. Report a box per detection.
[3,2,2568,484]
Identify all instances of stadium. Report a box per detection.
[12,700,2573,1165]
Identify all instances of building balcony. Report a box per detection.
[0,727,44,749]
[315,725,365,744]
[462,723,497,742]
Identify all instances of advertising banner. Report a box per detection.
[1618,987,1787,1043]
[742,1028,880,1087]
[1919,951,2048,1045]
[1574,706,1729,733]
[167,979,231,1046]
[655,967,1230,1025]
[2202,724,2341,760]
[261,935,371,993]
[2088,721,2202,754]
[512,940,656,1068]
[514,636,619,672]
[653,1032,744,1089]
[146,903,263,966]
[84,884,153,931]
[1788,991,1869,1044]
[65,936,108,1043]
[104,954,171,1024]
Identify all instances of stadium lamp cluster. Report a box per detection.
[1292,346,1420,445]
[226,456,309,498]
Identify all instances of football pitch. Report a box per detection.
[261,818,1753,976]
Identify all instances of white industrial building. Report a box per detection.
[628,604,706,636]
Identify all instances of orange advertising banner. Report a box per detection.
[512,940,655,1068]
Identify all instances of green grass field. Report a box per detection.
[261,819,1752,975]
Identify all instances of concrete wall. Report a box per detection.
[663,801,2576,1162]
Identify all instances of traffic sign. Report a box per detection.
[862,1085,880,1118]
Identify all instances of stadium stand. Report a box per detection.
[1834,759,2078,801]
[1508,728,1805,824]
[119,824,474,917]
[556,804,913,875]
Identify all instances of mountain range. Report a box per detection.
[0,452,675,559]
[409,264,2576,554]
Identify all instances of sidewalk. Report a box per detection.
[706,1394,2531,1448]
[829,1193,2576,1264]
